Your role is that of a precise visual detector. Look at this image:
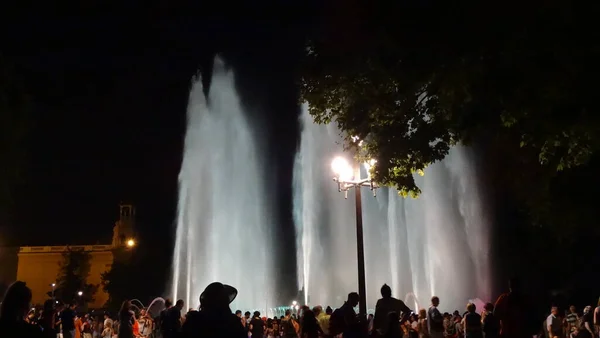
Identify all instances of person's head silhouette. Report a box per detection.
[347,292,360,307]
[381,284,392,298]
[199,282,237,311]
[0,281,32,321]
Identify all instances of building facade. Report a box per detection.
[15,204,136,308]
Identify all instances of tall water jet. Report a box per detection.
[294,106,491,311]
[172,57,275,312]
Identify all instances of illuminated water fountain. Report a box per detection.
[172,57,276,313]
[293,106,492,311]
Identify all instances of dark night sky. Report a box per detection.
[3,2,319,296]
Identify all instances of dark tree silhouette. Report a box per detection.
[301,1,600,196]
[51,248,97,307]
[101,248,144,313]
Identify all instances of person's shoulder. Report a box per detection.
[391,297,404,305]
[226,314,246,329]
[186,310,203,321]
[495,292,509,304]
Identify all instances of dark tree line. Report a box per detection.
[101,244,166,313]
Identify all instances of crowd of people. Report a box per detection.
[0,279,599,338]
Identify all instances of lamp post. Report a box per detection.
[331,156,377,316]
[51,283,56,299]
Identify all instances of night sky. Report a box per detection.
[3,2,319,296]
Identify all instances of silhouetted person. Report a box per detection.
[578,306,594,338]
[494,278,533,338]
[463,303,482,338]
[235,310,244,328]
[60,302,77,338]
[244,311,251,327]
[481,303,499,338]
[180,282,245,338]
[159,298,173,336]
[281,309,299,338]
[0,281,42,338]
[373,284,412,336]
[336,292,363,338]
[163,299,184,338]
[427,296,444,338]
[301,309,323,338]
[40,299,57,338]
[382,312,402,338]
[250,311,265,338]
[546,306,561,338]
[118,300,135,338]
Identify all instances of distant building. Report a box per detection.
[15,204,136,308]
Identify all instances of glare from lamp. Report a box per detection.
[126,239,135,247]
[363,158,376,176]
[331,157,353,181]
[78,291,83,296]
[292,300,297,306]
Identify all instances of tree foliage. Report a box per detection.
[52,248,97,306]
[300,1,600,196]
[101,248,141,312]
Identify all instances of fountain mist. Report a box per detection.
[172,57,275,312]
[294,107,491,311]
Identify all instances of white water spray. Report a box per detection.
[293,106,491,311]
[172,57,275,313]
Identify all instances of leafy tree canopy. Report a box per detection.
[101,248,146,313]
[301,1,600,196]
[51,248,97,307]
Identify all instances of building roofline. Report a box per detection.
[18,245,114,253]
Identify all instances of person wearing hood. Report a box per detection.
[180,282,246,338]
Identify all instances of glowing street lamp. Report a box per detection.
[330,155,379,316]
[51,283,56,299]
[77,291,83,297]
[292,300,297,306]
[331,157,378,199]
[126,239,136,248]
